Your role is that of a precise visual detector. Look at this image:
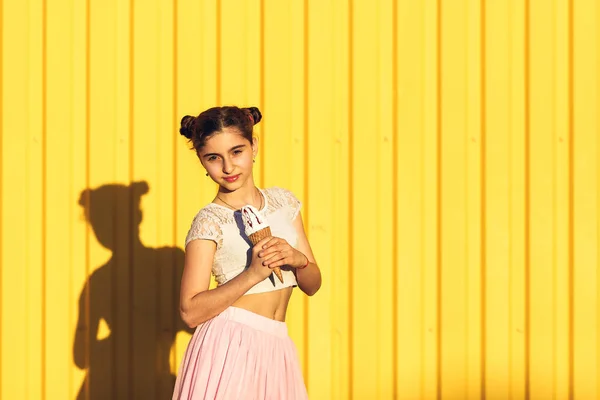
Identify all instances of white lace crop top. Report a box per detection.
[184,187,301,295]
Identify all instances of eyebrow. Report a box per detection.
[203,144,246,158]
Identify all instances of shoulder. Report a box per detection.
[264,186,299,204]
[190,204,218,223]
[185,205,225,248]
[189,203,233,226]
[263,186,302,219]
[263,186,299,199]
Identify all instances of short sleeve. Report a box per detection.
[184,209,223,249]
[280,188,302,220]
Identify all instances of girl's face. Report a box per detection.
[198,128,258,190]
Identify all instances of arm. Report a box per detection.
[179,237,271,328]
[259,211,322,296]
[73,278,100,369]
[173,248,195,334]
[291,211,322,296]
[73,282,89,368]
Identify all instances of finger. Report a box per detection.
[254,236,273,249]
[265,237,287,247]
[268,257,292,269]
[263,253,286,266]
[262,237,290,250]
[259,244,286,258]
[260,237,280,249]
[253,238,273,256]
[268,250,295,268]
[262,251,283,263]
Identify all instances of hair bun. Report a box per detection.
[245,107,262,125]
[132,180,150,196]
[179,115,196,139]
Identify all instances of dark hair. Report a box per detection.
[179,106,262,151]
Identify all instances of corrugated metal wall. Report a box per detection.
[1,0,598,399]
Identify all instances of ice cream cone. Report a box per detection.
[248,226,284,283]
[241,205,284,284]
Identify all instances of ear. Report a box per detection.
[252,137,259,158]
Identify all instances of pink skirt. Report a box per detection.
[172,306,308,400]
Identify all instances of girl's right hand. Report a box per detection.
[247,236,275,282]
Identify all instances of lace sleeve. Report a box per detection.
[275,187,302,220]
[185,209,223,249]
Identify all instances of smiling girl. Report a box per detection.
[171,106,321,399]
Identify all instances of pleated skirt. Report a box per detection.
[172,306,308,400]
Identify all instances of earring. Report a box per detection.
[205,172,209,176]
[253,159,256,163]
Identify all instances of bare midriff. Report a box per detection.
[231,286,293,321]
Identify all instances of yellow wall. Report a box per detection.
[1,0,599,399]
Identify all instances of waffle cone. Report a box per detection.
[248,227,284,284]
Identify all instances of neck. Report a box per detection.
[216,178,261,209]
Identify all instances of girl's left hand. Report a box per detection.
[258,237,308,269]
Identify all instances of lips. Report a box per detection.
[223,174,241,183]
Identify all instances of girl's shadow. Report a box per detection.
[73,182,192,399]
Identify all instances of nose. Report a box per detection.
[222,158,234,174]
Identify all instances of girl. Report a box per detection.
[172,106,322,399]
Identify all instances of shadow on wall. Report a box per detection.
[73,182,192,400]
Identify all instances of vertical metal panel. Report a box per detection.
[573,1,598,399]
[330,1,351,398]
[351,0,378,396]
[2,0,44,398]
[1,0,599,399]
[306,0,337,396]
[486,1,510,398]
[508,1,528,397]
[396,1,427,398]
[46,0,73,398]
[261,0,307,383]
[440,0,469,397]
[376,1,395,398]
